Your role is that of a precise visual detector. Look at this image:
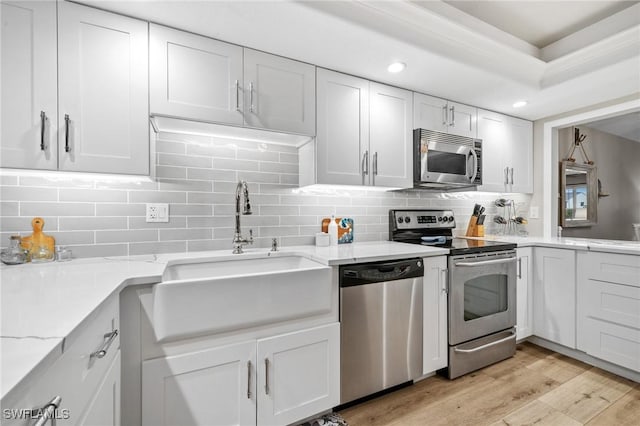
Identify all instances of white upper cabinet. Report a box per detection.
[477,109,533,193]
[314,68,412,188]
[58,2,149,175]
[1,1,58,170]
[316,69,369,186]
[414,93,477,138]
[150,24,244,125]
[244,49,316,135]
[369,83,413,188]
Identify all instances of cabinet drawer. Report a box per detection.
[582,252,640,287]
[1,295,119,425]
[580,279,640,329]
[579,317,640,372]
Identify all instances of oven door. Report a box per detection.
[419,140,478,185]
[448,250,517,345]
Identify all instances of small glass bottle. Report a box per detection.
[31,244,54,263]
[1,236,28,265]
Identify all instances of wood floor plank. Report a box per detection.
[585,385,640,426]
[526,353,591,383]
[489,400,582,426]
[538,368,636,423]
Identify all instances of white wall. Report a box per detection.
[0,132,531,257]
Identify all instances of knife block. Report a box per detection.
[465,216,485,237]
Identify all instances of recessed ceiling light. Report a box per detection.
[513,100,528,108]
[387,62,406,73]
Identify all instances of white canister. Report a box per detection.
[315,232,330,247]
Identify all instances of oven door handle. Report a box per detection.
[453,331,516,354]
[454,257,516,267]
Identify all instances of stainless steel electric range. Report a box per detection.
[389,209,518,379]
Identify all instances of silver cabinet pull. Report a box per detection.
[249,82,255,113]
[247,360,252,399]
[32,395,61,426]
[504,167,509,185]
[235,80,240,112]
[64,114,70,153]
[90,329,118,359]
[509,167,514,185]
[372,152,378,185]
[40,111,46,151]
[362,150,369,176]
[264,358,270,395]
[441,268,448,294]
[454,331,515,354]
[517,257,522,279]
[442,105,448,126]
[450,105,455,127]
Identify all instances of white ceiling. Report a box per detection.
[81,0,640,121]
[441,0,638,48]
[585,112,640,142]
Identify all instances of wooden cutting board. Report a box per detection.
[21,217,55,260]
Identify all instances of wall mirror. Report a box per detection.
[559,161,597,227]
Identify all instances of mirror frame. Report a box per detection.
[559,161,598,227]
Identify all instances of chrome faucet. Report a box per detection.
[232,180,253,254]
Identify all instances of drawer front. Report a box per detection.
[1,295,119,425]
[580,279,640,329]
[579,317,640,372]
[582,252,640,288]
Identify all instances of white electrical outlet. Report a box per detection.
[146,203,169,223]
[529,206,539,219]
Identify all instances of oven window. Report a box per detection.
[427,151,467,175]
[463,273,508,321]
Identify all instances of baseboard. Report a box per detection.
[527,336,640,383]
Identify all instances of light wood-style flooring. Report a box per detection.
[339,342,639,426]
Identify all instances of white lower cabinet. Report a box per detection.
[516,247,533,340]
[76,352,121,426]
[142,323,339,426]
[532,247,576,348]
[577,252,640,372]
[423,255,448,374]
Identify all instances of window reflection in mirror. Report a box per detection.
[559,161,597,227]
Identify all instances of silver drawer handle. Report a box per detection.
[441,268,448,294]
[453,331,515,354]
[90,329,118,359]
[455,257,516,267]
[32,395,61,426]
[40,111,46,151]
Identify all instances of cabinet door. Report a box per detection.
[316,69,369,185]
[423,256,448,373]
[447,101,477,138]
[142,341,256,426]
[506,116,533,193]
[370,83,413,188]
[413,93,448,133]
[77,351,121,426]
[477,109,508,192]
[149,24,244,125]
[58,2,149,175]
[257,323,339,426]
[533,248,576,348]
[1,1,58,170]
[244,49,315,135]
[516,248,533,340]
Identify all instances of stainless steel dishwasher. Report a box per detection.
[339,258,424,405]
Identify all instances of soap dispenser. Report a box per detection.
[328,215,338,246]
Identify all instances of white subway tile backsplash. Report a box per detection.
[0,131,531,257]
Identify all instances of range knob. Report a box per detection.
[448,216,455,222]
[442,216,448,222]
[397,216,404,223]
[438,217,443,222]
[404,216,411,223]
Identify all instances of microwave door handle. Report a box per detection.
[468,148,478,183]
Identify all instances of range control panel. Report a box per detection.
[389,210,456,230]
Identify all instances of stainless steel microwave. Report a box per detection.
[413,129,482,190]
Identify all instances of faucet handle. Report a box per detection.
[271,238,278,252]
[248,229,254,244]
